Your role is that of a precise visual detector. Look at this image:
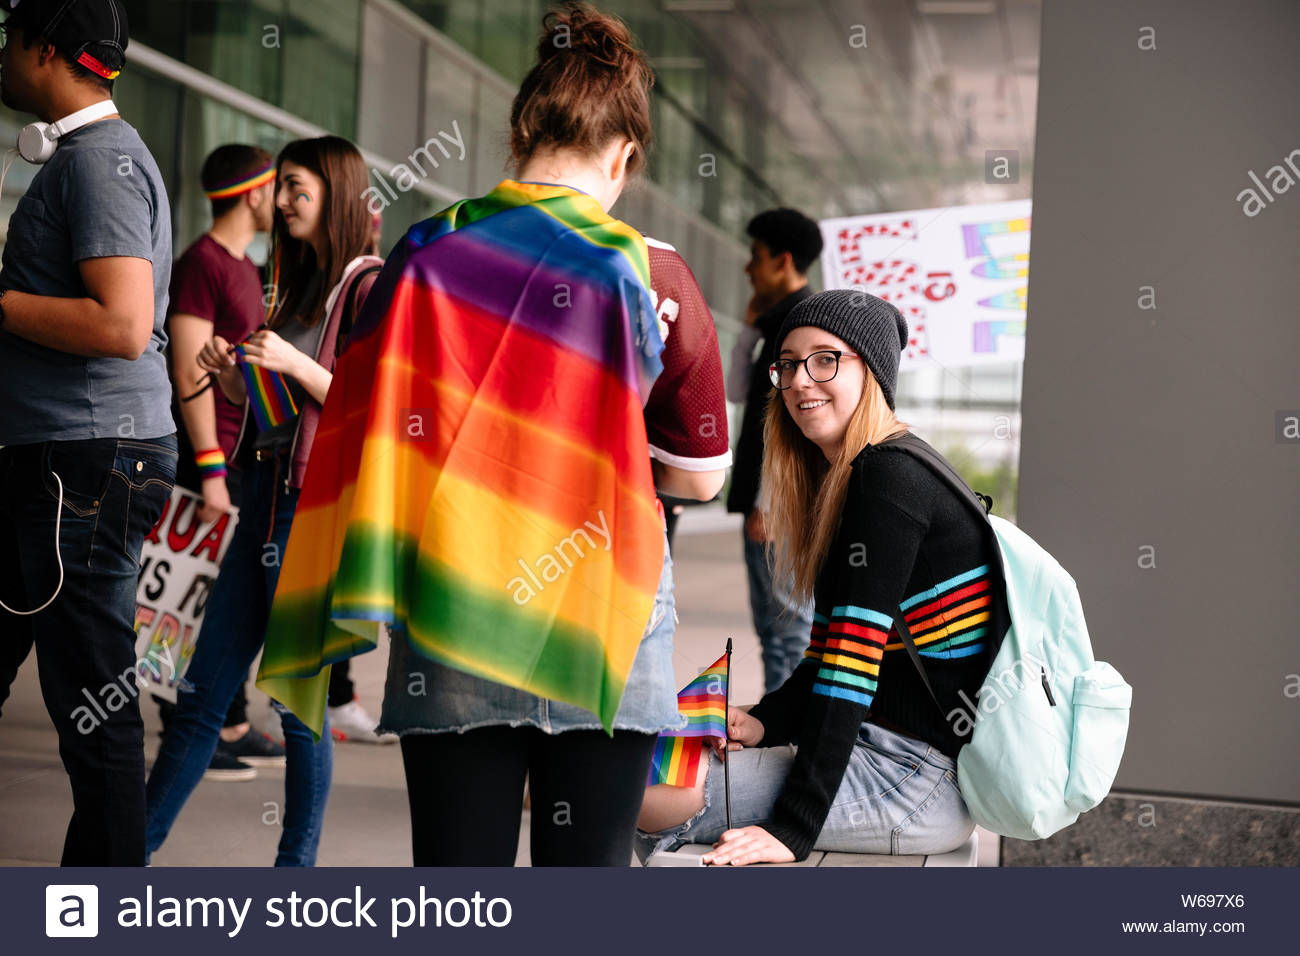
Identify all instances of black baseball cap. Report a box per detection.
[3,0,129,79]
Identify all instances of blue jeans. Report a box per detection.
[145,452,333,866]
[0,435,176,865]
[743,531,815,693]
[636,720,975,861]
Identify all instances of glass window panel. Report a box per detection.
[377,188,437,256]
[423,38,478,197]
[359,4,424,164]
[283,0,361,136]
[652,101,703,216]
[112,69,184,221]
[470,78,513,194]
[175,1,285,108]
[474,0,543,83]
[129,0,194,61]
[397,1,484,61]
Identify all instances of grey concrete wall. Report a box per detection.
[1002,794,1300,866]
[1019,0,1300,804]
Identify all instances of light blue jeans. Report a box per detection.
[636,720,975,861]
[743,531,815,693]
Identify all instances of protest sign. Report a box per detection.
[819,199,1031,368]
[133,486,239,702]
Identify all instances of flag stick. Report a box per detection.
[723,637,733,833]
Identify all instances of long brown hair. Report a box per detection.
[268,136,372,329]
[509,3,654,176]
[762,370,909,603]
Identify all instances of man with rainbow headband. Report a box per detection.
[164,145,287,780]
[0,0,176,866]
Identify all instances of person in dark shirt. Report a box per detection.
[163,143,286,779]
[170,144,275,519]
[639,290,1004,864]
[725,209,823,692]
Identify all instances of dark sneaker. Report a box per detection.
[203,748,257,782]
[222,729,287,767]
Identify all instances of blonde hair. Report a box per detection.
[762,370,908,603]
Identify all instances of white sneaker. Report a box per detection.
[327,699,397,745]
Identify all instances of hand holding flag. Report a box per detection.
[710,707,764,757]
[237,328,306,377]
[231,328,302,431]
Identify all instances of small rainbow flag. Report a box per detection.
[648,653,729,787]
[235,344,300,430]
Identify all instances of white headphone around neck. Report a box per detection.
[17,99,119,164]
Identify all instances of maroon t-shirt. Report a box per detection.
[644,237,732,471]
[168,234,265,458]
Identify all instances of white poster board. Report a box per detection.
[819,200,1031,368]
[133,486,239,703]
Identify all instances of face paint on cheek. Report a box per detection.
[296,193,311,204]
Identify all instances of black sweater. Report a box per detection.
[746,441,1008,860]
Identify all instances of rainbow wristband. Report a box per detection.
[195,448,228,481]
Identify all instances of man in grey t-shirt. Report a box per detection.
[0,0,176,866]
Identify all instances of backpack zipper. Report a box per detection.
[1041,666,1057,706]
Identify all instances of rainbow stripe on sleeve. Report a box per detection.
[808,605,889,708]
[886,565,992,660]
[804,564,994,710]
[255,180,665,737]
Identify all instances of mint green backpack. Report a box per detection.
[881,436,1132,841]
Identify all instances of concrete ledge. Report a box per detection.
[644,832,978,867]
[922,832,980,867]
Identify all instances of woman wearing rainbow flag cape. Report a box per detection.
[637,291,1008,864]
[145,136,384,866]
[255,3,729,866]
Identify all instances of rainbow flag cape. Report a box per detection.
[234,343,299,430]
[647,653,729,787]
[255,180,665,736]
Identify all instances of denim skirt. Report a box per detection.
[378,530,684,736]
[635,720,976,861]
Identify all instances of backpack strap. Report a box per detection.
[335,263,383,359]
[892,609,945,717]
[874,433,1008,725]
[876,432,993,522]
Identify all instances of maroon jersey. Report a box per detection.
[644,237,732,471]
[168,234,265,457]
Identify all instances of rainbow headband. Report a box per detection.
[205,163,276,201]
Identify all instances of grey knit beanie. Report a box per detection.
[775,290,908,409]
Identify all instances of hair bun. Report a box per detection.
[540,3,632,69]
[512,3,653,177]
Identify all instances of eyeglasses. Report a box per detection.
[768,350,859,389]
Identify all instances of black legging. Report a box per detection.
[400,726,657,866]
[327,657,354,708]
